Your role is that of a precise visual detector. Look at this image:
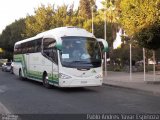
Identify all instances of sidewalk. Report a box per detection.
[103,71,160,95]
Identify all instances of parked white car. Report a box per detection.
[2,62,12,72]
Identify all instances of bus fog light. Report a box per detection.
[59,73,72,79]
[95,74,102,78]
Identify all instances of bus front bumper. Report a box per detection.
[58,78,103,87]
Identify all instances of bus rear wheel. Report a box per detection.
[43,73,51,89]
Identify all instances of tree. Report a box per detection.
[120,0,160,50]
[155,49,160,64]
[25,4,83,37]
[99,0,120,62]
[101,0,120,43]
[135,22,160,50]
[53,5,75,27]
[78,0,92,19]
[111,43,143,66]
[0,19,26,59]
[89,0,96,7]
[0,19,26,52]
[89,0,97,12]
[25,4,54,37]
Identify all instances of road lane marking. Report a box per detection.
[0,85,8,93]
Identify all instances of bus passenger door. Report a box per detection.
[21,42,30,77]
[26,53,30,76]
[43,38,58,84]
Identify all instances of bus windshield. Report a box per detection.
[60,36,102,68]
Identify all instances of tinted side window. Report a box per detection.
[43,38,58,64]
[43,38,56,50]
[14,44,21,54]
[27,41,35,53]
[21,43,28,53]
[35,38,42,52]
[15,38,42,54]
[14,45,18,54]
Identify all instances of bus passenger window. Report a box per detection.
[35,38,42,52]
[43,38,58,64]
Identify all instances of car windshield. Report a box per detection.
[6,62,11,66]
[60,36,102,68]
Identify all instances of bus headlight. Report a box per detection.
[95,74,103,78]
[59,73,72,79]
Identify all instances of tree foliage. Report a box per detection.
[135,22,160,50]
[78,0,92,19]
[25,4,87,37]
[120,0,160,50]
[0,19,26,52]
[111,43,143,66]
[25,5,54,37]
[1,0,160,61]
[0,19,26,59]
[0,0,118,56]
[98,0,120,50]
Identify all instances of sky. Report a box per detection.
[0,0,103,34]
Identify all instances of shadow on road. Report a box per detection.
[15,77,98,93]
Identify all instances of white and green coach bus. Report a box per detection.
[13,27,108,88]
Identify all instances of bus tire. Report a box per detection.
[19,69,24,80]
[10,68,13,74]
[43,73,51,89]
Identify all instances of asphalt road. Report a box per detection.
[0,70,160,115]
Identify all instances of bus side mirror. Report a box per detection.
[97,38,108,52]
[55,40,62,51]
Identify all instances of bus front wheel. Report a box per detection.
[43,73,51,89]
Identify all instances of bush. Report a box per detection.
[107,64,122,71]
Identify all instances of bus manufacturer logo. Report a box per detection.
[92,69,96,73]
[80,72,85,77]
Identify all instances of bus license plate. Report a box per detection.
[81,81,87,84]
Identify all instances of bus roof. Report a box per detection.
[15,27,95,45]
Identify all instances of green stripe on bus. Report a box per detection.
[48,80,59,84]
[14,54,27,77]
[14,54,59,84]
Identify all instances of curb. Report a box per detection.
[0,102,10,114]
[145,81,160,84]
[103,83,160,96]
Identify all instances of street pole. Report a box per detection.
[104,9,107,77]
[130,44,132,81]
[143,48,146,81]
[92,6,94,34]
[153,50,156,81]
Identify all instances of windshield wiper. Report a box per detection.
[71,60,82,63]
[67,61,90,65]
